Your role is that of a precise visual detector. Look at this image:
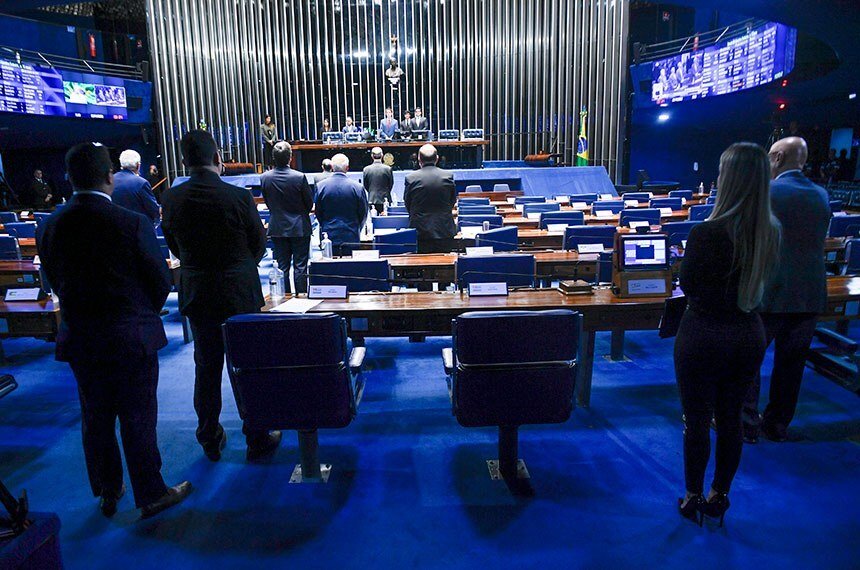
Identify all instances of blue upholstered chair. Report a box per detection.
[829,215,860,238]
[688,204,714,221]
[621,192,652,203]
[619,208,661,228]
[458,197,490,206]
[649,197,682,210]
[709,189,718,197]
[223,313,365,482]
[441,309,580,494]
[455,254,535,288]
[830,200,844,214]
[706,196,717,205]
[0,236,21,260]
[475,226,518,252]
[0,212,18,224]
[568,193,599,205]
[458,205,497,215]
[3,222,37,239]
[458,214,504,230]
[372,215,411,233]
[493,183,511,193]
[662,221,701,247]
[514,196,546,205]
[539,211,585,230]
[373,228,418,255]
[387,205,408,215]
[155,236,171,260]
[308,259,391,292]
[522,202,561,218]
[842,239,860,275]
[591,200,624,215]
[33,212,52,225]
[563,225,616,251]
[669,190,694,201]
[464,185,483,193]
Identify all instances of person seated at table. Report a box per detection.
[404,143,456,253]
[315,153,368,256]
[342,116,361,134]
[113,149,160,225]
[378,107,399,140]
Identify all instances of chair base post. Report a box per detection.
[290,430,331,484]
[487,425,534,496]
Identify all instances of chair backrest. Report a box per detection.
[669,190,693,201]
[688,204,714,221]
[662,221,701,247]
[458,214,504,229]
[539,211,585,230]
[0,212,19,224]
[458,205,497,215]
[514,196,546,205]
[493,183,511,193]
[387,205,408,215]
[563,224,616,250]
[451,310,580,427]
[258,210,271,223]
[523,202,561,217]
[464,184,483,193]
[3,222,37,238]
[568,193,599,205]
[591,200,624,215]
[0,235,21,260]
[475,226,518,252]
[844,238,860,275]
[223,313,357,431]
[373,228,418,255]
[155,236,171,260]
[622,192,652,203]
[709,189,718,197]
[372,215,411,232]
[649,197,682,210]
[33,212,52,224]
[458,197,490,206]
[456,254,535,288]
[705,196,716,205]
[829,214,860,238]
[619,208,661,228]
[308,259,391,292]
[830,200,844,214]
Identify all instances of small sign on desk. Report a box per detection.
[460,226,481,239]
[308,285,348,299]
[468,282,508,296]
[526,212,541,220]
[547,223,568,233]
[570,202,588,210]
[628,221,649,229]
[577,243,604,254]
[595,210,615,219]
[5,288,44,301]
[465,246,494,256]
[352,249,380,260]
[624,200,639,207]
[555,195,570,204]
[659,207,673,216]
[599,194,614,201]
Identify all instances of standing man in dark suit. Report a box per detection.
[744,136,831,443]
[404,144,456,253]
[161,130,281,462]
[260,142,313,294]
[30,169,53,208]
[411,107,429,132]
[113,149,160,225]
[315,153,368,256]
[37,142,191,519]
[363,146,393,215]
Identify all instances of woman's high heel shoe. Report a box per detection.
[678,494,704,526]
[701,493,730,527]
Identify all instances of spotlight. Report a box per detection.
[781,79,788,87]
[850,93,857,100]
[778,103,786,110]
[658,113,670,122]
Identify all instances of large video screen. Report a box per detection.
[0,58,128,120]
[649,22,796,106]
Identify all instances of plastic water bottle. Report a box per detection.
[698,182,704,194]
[482,220,490,231]
[268,260,285,300]
[321,232,333,259]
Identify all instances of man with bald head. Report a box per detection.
[404,144,456,253]
[363,146,394,215]
[743,136,831,443]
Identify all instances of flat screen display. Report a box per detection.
[62,71,127,120]
[649,22,796,106]
[621,236,668,270]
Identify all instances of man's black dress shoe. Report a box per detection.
[203,430,227,462]
[246,431,282,462]
[761,422,788,442]
[99,485,126,517]
[140,481,193,519]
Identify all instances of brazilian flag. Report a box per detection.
[576,107,588,166]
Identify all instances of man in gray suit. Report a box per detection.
[403,144,456,253]
[362,147,394,215]
[260,142,314,294]
[744,136,831,443]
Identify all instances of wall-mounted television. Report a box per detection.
[632,21,797,107]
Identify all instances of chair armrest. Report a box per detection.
[349,347,367,373]
[442,347,455,376]
[813,327,858,354]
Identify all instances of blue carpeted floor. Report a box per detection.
[1,264,859,568]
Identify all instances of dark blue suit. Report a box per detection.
[745,170,832,433]
[315,172,368,255]
[260,167,313,292]
[112,169,160,225]
[36,192,171,507]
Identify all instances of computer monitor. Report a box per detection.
[412,129,429,141]
[619,234,669,271]
[322,131,343,144]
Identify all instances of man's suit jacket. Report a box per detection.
[403,164,456,240]
[379,118,399,139]
[160,170,266,321]
[30,178,52,207]
[759,170,831,314]
[342,125,361,134]
[315,173,368,248]
[363,162,394,205]
[112,169,160,224]
[36,193,171,363]
[260,167,313,237]
[411,116,429,131]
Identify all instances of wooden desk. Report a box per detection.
[17,239,37,258]
[0,261,42,290]
[500,210,690,229]
[291,140,489,170]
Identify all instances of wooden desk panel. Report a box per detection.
[291,140,489,151]
[0,261,42,290]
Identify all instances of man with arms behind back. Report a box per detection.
[744,136,831,443]
[161,130,281,462]
[315,153,368,257]
[113,149,160,225]
[404,144,456,253]
[363,146,394,215]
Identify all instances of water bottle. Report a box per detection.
[482,220,490,231]
[321,232,333,259]
[698,182,704,195]
[268,260,285,300]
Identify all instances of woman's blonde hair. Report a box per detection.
[709,142,781,312]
